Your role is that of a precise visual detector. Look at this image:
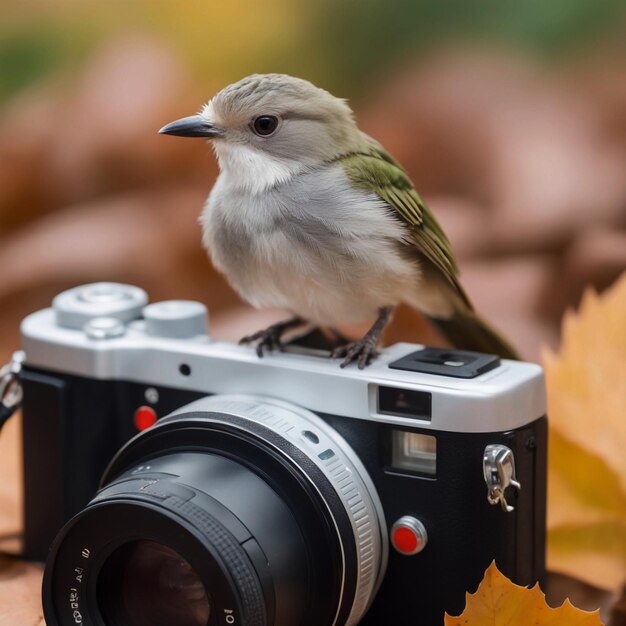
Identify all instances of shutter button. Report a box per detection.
[391,516,428,555]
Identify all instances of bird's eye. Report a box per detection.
[252,115,279,136]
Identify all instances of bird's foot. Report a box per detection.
[239,317,304,357]
[331,307,393,369]
[332,338,380,369]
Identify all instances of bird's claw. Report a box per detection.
[330,307,391,369]
[332,337,380,369]
[239,328,286,357]
[239,317,305,358]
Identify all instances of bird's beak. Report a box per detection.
[158,115,224,138]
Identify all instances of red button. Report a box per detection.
[392,526,419,554]
[391,516,428,555]
[134,406,157,431]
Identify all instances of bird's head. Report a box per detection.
[160,74,363,189]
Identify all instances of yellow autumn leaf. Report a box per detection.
[445,561,603,626]
[542,272,626,591]
[546,432,626,589]
[543,273,626,489]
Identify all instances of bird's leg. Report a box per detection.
[240,316,306,357]
[331,307,393,369]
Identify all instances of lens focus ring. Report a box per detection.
[166,495,266,626]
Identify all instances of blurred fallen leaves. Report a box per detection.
[446,561,603,625]
[543,272,626,591]
[0,556,44,626]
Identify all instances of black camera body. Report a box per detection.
[21,283,547,626]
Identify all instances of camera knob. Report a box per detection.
[143,301,208,339]
[54,283,148,329]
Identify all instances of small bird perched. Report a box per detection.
[160,74,517,368]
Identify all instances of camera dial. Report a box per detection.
[143,300,208,338]
[53,283,148,330]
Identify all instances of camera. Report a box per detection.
[19,282,547,625]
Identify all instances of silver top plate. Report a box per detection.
[21,284,546,434]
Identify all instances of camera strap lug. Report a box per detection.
[0,350,25,431]
[483,444,521,513]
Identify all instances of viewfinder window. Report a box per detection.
[390,430,437,477]
[378,386,431,420]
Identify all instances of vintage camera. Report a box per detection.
[20,283,546,626]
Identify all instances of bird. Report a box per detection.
[159,73,518,368]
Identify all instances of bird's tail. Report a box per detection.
[427,310,520,360]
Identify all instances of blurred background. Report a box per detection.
[0,0,624,623]
[0,0,625,358]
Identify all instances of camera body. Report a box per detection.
[21,283,546,625]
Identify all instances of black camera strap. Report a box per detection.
[0,351,24,432]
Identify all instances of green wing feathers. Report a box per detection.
[341,144,472,310]
[340,141,519,359]
[429,310,520,360]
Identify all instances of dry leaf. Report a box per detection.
[445,561,603,625]
[546,432,626,590]
[542,273,626,590]
[0,556,44,626]
[543,273,626,487]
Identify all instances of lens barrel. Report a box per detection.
[43,395,387,626]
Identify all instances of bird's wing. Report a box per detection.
[340,143,473,310]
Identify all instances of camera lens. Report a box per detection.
[99,540,210,626]
[43,395,387,626]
